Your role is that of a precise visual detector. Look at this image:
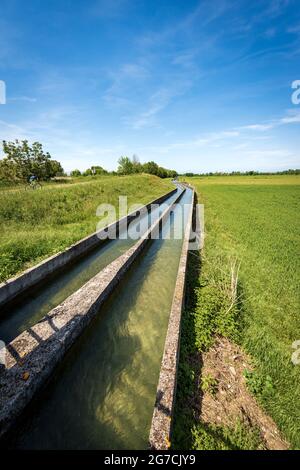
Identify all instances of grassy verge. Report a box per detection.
[0,174,173,282]
[173,175,300,449]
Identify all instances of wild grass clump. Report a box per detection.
[193,256,241,351]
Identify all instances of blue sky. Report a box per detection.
[0,0,299,173]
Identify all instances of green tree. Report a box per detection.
[90,165,108,175]
[132,154,142,173]
[117,156,134,175]
[1,140,64,182]
[143,161,158,175]
[70,169,82,177]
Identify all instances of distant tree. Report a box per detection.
[90,165,108,175]
[143,161,159,175]
[47,159,64,178]
[70,169,82,177]
[132,154,142,173]
[117,156,134,175]
[83,168,93,176]
[115,155,177,179]
[169,170,178,178]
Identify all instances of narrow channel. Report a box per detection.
[0,189,180,343]
[4,188,193,450]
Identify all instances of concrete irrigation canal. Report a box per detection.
[0,185,194,450]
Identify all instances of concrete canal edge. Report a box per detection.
[0,188,185,440]
[149,187,195,450]
[0,188,177,309]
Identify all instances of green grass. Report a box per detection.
[190,420,263,450]
[0,174,173,282]
[173,175,300,449]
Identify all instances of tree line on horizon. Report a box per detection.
[71,155,178,179]
[182,169,300,177]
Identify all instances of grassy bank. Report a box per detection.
[173,175,300,449]
[0,174,173,282]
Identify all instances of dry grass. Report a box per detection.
[201,336,289,450]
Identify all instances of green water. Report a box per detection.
[5,189,193,450]
[0,190,180,343]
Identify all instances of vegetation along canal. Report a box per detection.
[0,189,180,344]
[3,188,193,449]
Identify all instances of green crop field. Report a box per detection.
[174,175,300,449]
[0,174,173,283]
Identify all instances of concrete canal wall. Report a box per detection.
[149,188,195,450]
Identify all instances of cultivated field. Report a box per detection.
[174,175,300,449]
[0,174,173,282]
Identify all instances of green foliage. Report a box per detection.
[193,264,241,352]
[83,166,108,176]
[117,156,135,175]
[69,155,177,179]
[70,169,81,177]
[244,369,274,397]
[201,374,218,396]
[117,155,177,178]
[191,420,263,450]
[0,140,64,182]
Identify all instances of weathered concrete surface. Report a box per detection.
[149,189,195,450]
[0,188,177,309]
[0,188,185,439]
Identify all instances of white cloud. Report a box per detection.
[8,96,37,103]
[239,110,300,132]
[89,0,129,19]
[103,62,149,108]
[280,113,300,124]
[287,24,300,34]
[240,123,275,131]
[126,80,192,129]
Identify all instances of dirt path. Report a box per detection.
[200,336,289,450]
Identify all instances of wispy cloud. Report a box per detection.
[287,23,300,34]
[133,108,299,159]
[239,109,300,132]
[126,80,192,129]
[103,62,149,108]
[136,0,232,51]
[8,96,37,103]
[241,123,275,131]
[89,0,129,19]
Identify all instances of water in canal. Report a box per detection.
[0,190,180,343]
[4,188,193,449]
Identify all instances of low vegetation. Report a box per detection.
[116,155,177,178]
[0,174,173,282]
[173,175,300,449]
